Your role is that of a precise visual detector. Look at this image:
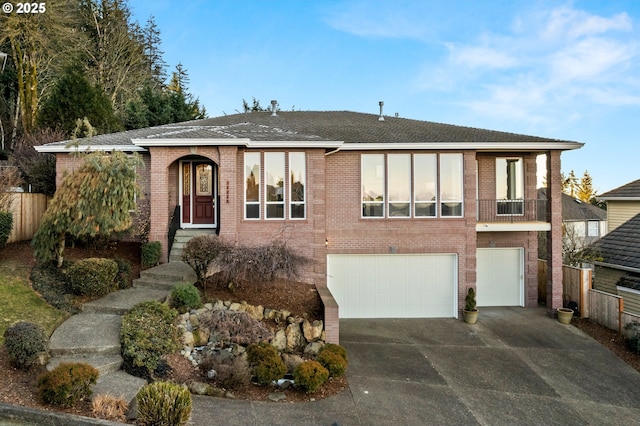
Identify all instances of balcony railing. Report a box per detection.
[477,199,548,223]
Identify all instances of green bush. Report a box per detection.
[317,349,348,377]
[170,282,203,314]
[199,354,251,389]
[30,263,79,314]
[136,381,192,426]
[114,257,132,289]
[181,235,229,285]
[246,342,287,385]
[294,360,329,394]
[319,343,348,363]
[120,301,179,379]
[0,211,12,249]
[67,258,118,297]
[37,362,99,407]
[142,241,162,267]
[625,322,640,354]
[4,321,49,370]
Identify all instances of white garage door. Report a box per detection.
[476,248,524,307]
[327,254,457,318]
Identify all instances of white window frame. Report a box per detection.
[264,152,286,220]
[387,154,411,218]
[414,154,437,218]
[496,157,524,216]
[361,154,385,218]
[244,152,261,220]
[289,152,306,220]
[440,153,464,218]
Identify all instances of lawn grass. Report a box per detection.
[0,261,68,345]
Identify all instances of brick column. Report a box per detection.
[463,151,478,314]
[546,150,563,315]
[217,146,238,240]
[148,147,170,262]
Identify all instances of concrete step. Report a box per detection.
[174,228,217,238]
[82,288,169,315]
[47,354,123,376]
[139,262,196,283]
[49,313,121,356]
[93,370,148,407]
[132,277,179,292]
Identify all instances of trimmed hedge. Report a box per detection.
[246,342,287,385]
[37,362,99,407]
[169,282,202,314]
[3,321,49,370]
[0,211,12,249]
[67,258,118,297]
[141,241,162,267]
[120,301,180,379]
[294,360,329,394]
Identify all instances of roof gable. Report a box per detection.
[599,179,640,200]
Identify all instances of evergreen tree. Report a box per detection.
[562,170,579,198]
[32,150,140,266]
[577,170,596,203]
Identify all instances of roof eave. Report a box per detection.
[35,145,147,153]
[132,138,343,149]
[339,141,583,151]
[598,197,640,201]
[594,261,640,274]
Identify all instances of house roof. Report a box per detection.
[591,212,640,272]
[598,178,640,201]
[537,188,607,222]
[36,111,583,153]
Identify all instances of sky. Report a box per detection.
[130,0,640,194]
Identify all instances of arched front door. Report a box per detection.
[181,160,217,228]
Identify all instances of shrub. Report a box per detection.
[136,381,192,426]
[199,310,273,346]
[120,301,180,379]
[200,354,251,389]
[465,287,477,311]
[30,262,79,314]
[0,211,12,249]
[4,321,49,370]
[170,282,203,313]
[319,343,348,363]
[113,257,132,289]
[142,241,162,267]
[67,258,118,297]
[181,235,229,285]
[294,360,329,394]
[317,349,348,377]
[625,322,640,354]
[37,362,99,407]
[92,393,128,422]
[246,342,287,385]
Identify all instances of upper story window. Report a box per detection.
[587,220,599,237]
[244,152,306,220]
[496,157,523,215]
[361,153,464,218]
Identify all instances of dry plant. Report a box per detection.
[0,166,22,211]
[91,393,128,422]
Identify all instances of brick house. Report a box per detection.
[37,108,582,340]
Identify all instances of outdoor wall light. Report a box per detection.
[325,239,329,247]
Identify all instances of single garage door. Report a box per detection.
[327,254,457,318]
[476,248,523,307]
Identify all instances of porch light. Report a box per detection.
[325,239,329,247]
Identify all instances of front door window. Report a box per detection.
[181,161,216,227]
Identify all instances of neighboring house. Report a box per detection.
[538,188,607,259]
[598,178,640,232]
[589,212,640,315]
[36,107,582,338]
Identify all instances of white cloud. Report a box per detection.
[541,7,632,41]
[449,44,518,69]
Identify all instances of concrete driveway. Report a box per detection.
[339,306,640,425]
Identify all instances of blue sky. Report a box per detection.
[130,0,640,193]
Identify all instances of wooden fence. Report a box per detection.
[7,192,51,243]
[537,260,591,318]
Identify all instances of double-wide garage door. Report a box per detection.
[327,254,457,318]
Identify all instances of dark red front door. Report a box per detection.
[193,163,215,224]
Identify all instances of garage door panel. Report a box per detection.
[476,248,523,307]
[327,254,457,319]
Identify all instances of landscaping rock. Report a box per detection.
[272,329,287,351]
[190,381,209,395]
[282,353,304,373]
[304,341,324,355]
[303,319,324,342]
[285,323,305,351]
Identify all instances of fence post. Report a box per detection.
[619,298,624,335]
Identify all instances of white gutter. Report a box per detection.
[35,144,147,153]
[593,261,640,274]
[338,141,583,151]
[598,197,640,201]
[131,138,343,149]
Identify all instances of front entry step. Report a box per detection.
[169,229,217,262]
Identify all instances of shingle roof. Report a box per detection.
[538,188,607,221]
[617,274,640,291]
[599,179,640,199]
[40,111,581,148]
[591,212,640,271]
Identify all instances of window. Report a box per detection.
[361,154,385,217]
[587,221,599,237]
[496,157,523,215]
[440,154,463,217]
[388,154,411,217]
[361,153,463,218]
[289,152,306,219]
[244,153,260,219]
[414,154,437,217]
[265,152,285,219]
[244,152,306,220]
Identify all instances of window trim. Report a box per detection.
[496,157,524,216]
[244,152,261,220]
[289,152,306,220]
